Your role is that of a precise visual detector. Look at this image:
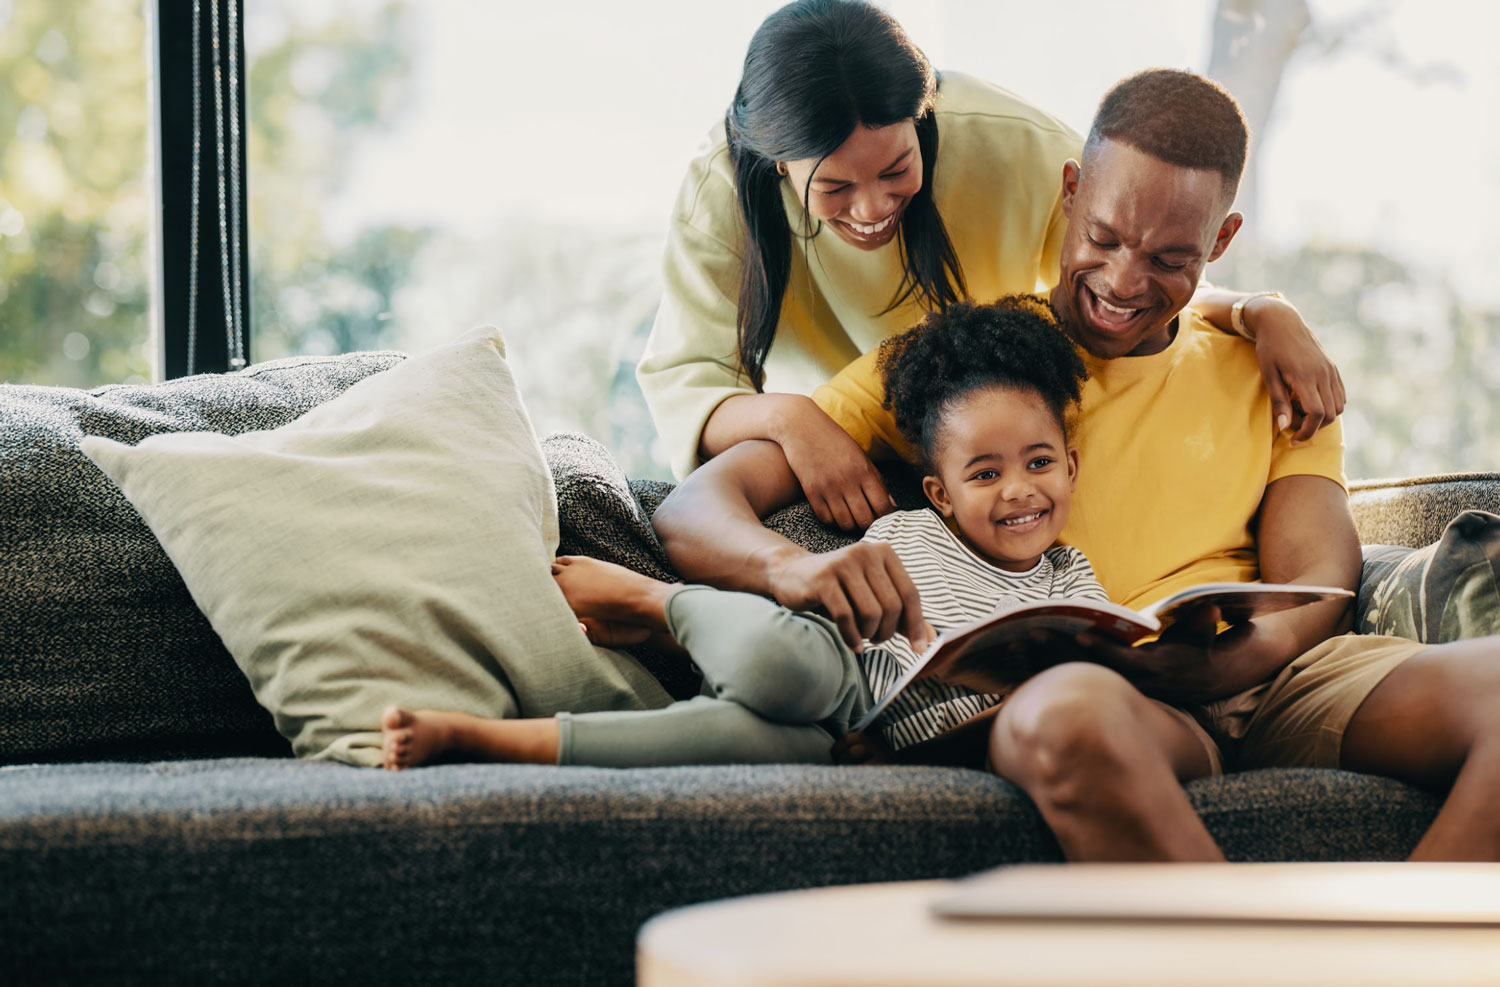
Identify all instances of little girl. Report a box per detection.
[382,295,1107,769]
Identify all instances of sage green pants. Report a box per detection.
[556,585,872,766]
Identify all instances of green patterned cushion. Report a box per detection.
[1358,510,1500,642]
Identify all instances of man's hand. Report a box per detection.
[779,411,895,531]
[1244,295,1346,445]
[759,540,934,653]
[1014,603,1273,705]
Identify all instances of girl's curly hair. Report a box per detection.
[876,295,1088,466]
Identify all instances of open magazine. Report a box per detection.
[850,582,1354,734]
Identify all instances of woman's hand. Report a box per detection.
[777,402,895,531]
[1242,295,1346,444]
[699,393,894,530]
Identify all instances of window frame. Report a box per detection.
[150,0,251,379]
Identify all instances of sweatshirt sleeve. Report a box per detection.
[637,203,752,480]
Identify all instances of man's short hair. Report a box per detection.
[1084,68,1248,197]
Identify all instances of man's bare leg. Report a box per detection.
[382,556,682,770]
[989,663,1224,862]
[1340,636,1500,860]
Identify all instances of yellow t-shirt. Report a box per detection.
[637,72,1082,479]
[811,306,1348,609]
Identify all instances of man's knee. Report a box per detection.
[991,663,1145,793]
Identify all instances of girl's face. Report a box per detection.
[781,120,923,251]
[921,386,1078,572]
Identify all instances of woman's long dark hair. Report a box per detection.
[725,0,966,390]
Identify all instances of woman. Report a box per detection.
[637,0,1341,525]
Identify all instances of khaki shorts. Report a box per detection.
[1171,633,1428,774]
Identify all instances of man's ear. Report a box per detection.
[1065,446,1079,491]
[922,474,954,518]
[1207,212,1243,263]
[1060,160,1081,219]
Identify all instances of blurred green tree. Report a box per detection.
[246,1,429,360]
[0,0,152,386]
[0,0,426,386]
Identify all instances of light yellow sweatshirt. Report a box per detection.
[638,72,1083,478]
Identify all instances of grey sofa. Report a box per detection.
[2,351,1496,986]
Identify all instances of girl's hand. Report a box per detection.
[778,406,895,531]
[833,730,891,765]
[760,539,934,652]
[1243,295,1346,445]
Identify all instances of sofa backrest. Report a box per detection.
[1,352,404,765]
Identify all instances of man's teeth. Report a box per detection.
[1000,511,1044,526]
[848,214,895,235]
[1096,296,1139,316]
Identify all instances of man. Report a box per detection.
[652,68,1500,861]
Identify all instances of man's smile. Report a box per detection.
[1080,282,1153,335]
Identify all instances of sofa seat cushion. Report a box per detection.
[0,759,1438,986]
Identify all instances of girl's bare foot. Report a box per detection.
[381,704,560,770]
[551,555,677,634]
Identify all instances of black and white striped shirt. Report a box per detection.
[859,509,1108,751]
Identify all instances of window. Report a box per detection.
[0,0,153,387]
[8,0,1485,480]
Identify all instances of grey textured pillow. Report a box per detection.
[1358,509,1500,643]
[543,431,699,700]
[1,351,404,764]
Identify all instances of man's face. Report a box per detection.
[1050,138,1242,359]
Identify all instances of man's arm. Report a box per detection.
[652,439,932,652]
[1191,473,1361,693]
[1071,474,1360,703]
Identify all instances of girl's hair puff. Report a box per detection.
[877,295,1088,467]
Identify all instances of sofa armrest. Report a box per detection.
[1349,472,1500,548]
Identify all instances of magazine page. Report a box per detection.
[1142,582,1354,633]
[850,597,1154,733]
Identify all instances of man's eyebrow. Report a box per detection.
[811,148,913,185]
[1092,219,1198,256]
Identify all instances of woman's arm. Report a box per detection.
[699,393,895,530]
[1191,286,1346,444]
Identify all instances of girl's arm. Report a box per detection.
[1191,286,1346,445]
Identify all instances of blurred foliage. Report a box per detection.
[0,0,151,386]
[1255,242,1500,480]
[1,0,1492,482]
[246,1,428,359]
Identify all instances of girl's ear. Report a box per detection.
[1065,446,1079,491]
[922,473,954,517]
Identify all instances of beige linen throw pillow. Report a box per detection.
[82,327,669,766]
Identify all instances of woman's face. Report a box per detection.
[781,120,923,251]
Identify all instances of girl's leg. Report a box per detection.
[665,584,870,727]
[381,698,838,769]
[557,556,869,727]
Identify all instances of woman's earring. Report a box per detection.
[776,161,788,177]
